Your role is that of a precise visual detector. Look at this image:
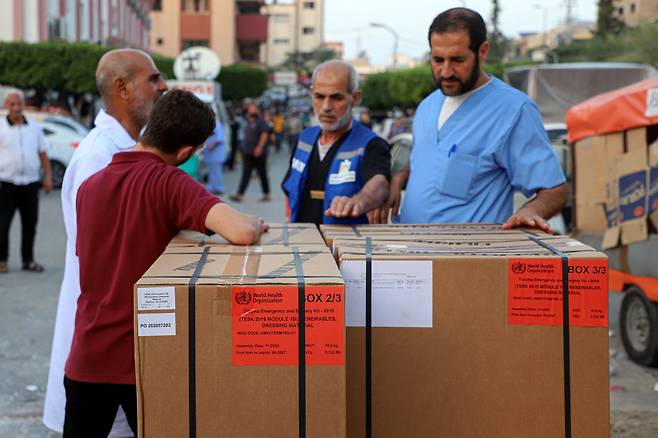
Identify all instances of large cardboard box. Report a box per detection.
[134,244,346,438]
[334,234,609,438]
[169,223,326,247]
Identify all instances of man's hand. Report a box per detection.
[42,174,53,193]
[367,170,407,224]
[503,206,553,233]
[325,196,365,218]
[253,147,263,158]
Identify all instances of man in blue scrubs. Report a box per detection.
[371,8,567,232]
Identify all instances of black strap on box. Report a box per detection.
[365,237,373,438]
[283,222,290,246]
[529,236,572,438]
[293,247,307,438]
[187,246,209,438]
[351,224,362,237]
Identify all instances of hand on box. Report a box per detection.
[325,196,365,218]
[503,207,554,234]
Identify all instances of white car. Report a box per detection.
[40,120,84,188]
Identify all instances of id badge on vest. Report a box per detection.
[328,159,356,185]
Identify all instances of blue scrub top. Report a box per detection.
[203,122,226,163]
[399,77,565,224]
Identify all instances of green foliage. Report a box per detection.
[217,64,268,101]
[555,23,658,66]
[596,0,626,37]
[361,61,535,111]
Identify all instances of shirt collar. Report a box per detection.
[111,150,165,164]
[6,115,27,126]
[94,109,137,151]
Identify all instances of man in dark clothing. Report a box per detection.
[282,60,390,225]
[63,90,267,437]
[230,104,271,202]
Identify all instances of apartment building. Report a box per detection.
[614,0,658,27]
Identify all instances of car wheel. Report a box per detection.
[50,160,66,189]
[620,286,658,367]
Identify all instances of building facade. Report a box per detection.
[0,0,152,50]
[614,0,658,26]
[150,0,271,66]
[262,0,324,67]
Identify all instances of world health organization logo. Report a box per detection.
[235,290,252,305]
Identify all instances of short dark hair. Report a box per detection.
[140,89,216,154]
[428,7,487,53]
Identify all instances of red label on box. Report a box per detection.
[508,258,608,327]
[232,285,344,366]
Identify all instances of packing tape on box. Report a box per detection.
[222,248,261,278]
[529,236,572,438]
[187,246,210,438]
[292,247,307,438]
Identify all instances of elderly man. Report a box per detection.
[371,8,567,230]
[0,91,52,273]
[282,60,390,225]
[43,49,167,437]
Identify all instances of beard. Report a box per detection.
[318,107,353,132]
[434,55,481,97]
[130,88,162,130]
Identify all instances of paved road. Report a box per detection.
[1,148,657,437]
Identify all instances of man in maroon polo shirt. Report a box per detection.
[63,90,268,437]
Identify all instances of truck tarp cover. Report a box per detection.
[506,62,654,127]
[566,76,658,143]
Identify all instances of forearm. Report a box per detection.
[39,152,51,177]
[521,183,568,219]
[353,175,389,213]
[205,203,260,245]
[390,168,409,192]
[256,133,269,150]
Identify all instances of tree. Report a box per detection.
[487,0,509,63]
[595,0,626,37]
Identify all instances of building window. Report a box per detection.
[274,38,290,44]
[182,40,209,50]
[302,27,314,35]
[157,37,164,46]
[630,3,636,13]
[303,1,315,8]
[153,0,162,11]
[618,6,624,15]
[182,0,209,13]
[272,14,290,23]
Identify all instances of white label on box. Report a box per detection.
[137,313,176,336]
[138,287,175,310]
[341,260,433,328]
[646,88,658,117]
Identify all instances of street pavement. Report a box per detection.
[1,147,658,437]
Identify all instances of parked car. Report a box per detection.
[42,114,90,137]
[40,120,84,188]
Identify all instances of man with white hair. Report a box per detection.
[282,60,390,225]
[0,91,52,274]
[43,48,167,437]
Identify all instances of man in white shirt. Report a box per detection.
[0,92,52,274]
[43,48,167,437]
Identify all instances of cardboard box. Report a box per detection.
[134,244,346,438]
[168,223,325,247]
[334,234,609,438]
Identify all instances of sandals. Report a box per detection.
[0,262,7,274]
[22,261,44,273]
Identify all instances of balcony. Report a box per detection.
[236,14,268,42]
[181,13,210,40]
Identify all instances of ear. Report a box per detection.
[175,145,195,162]
[479,41,490,64]
[115,77,131,101]
[352,90,362,106]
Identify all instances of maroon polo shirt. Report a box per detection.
[65,151,220,384]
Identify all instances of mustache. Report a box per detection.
[439,76,461,83]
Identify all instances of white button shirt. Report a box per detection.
[43,110,135,436]
[0,116,49,185]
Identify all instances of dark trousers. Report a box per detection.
[237,154,270,195]
[0,181,40,263]
[63,375,137,438]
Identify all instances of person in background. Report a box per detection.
[359,110,372,129]
[370,8,567,230]
[282,60,390,225]
[63,90,267,437]
[286,110,303,151]
[225,107,241,171]
[388,116,405,139]
[44,48,168,437]
[271,109,286,152]
[203,120,226,195]
[229,104,272,203]
[0,91,52,274]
